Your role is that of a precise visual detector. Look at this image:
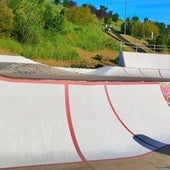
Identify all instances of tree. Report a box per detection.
[8,0,43,44]
[63,0,76,7]
[121,17,132,34]
[131,21,144,38]
[143,21,159,39]
[0,0,14,37]
[131,15,139,22]
[43,4,65,34]
[54,0,61,4]
[112,13,119,22]
[95,5,108,19]
[66,6,95,25]
[82,3,96,14]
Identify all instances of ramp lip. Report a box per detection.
[0,75,159,85]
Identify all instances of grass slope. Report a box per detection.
[0,23,120,68]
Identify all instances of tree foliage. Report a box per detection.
[54,0,60,4]
[131,21,144,38]
[112,13,119,22]
[43,4,65,34]
[8,0,43,44]
[143,21,159,38]
[66,6,95,25]
[2,0,170,48]
[121,16,160,40]
[63,0,76,7]
[0,0,14,37]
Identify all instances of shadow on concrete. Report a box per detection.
[133,134,170,156]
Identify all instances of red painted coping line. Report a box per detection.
[0,75,159,86]
[138,68,146,77]
[0,75,65,84]
[104,84,162,149]
[158,69,163,78]
[104,84,134,135]
[65,83,87,162]
[122,67,131,76]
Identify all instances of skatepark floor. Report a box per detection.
[12,146,170,170]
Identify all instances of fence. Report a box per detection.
[120,41,170,53]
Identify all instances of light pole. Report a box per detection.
[124,0,127,34]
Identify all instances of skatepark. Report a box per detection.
[0,52,170,169]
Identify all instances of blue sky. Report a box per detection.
[75,0,170,25]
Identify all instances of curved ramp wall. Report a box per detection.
[119,51,170,69]
[0,77,170,169]
[86,66,170,79]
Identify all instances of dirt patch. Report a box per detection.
[34,48,119,68]
[0,48,15,55]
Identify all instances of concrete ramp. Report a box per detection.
[0,55,38,64]
[119,51,170,69]
[0,77,170,169]
[86,66,170,79]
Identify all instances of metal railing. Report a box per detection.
[120,41,170,54]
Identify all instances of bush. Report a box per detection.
[43,4,65,34]
[0,1,14,37]
[94,54,103,61]
[66,6,95,25]
[9,0,43,44]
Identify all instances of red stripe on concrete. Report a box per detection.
[158,69,163,78]
[0,75,65,84]
[0,75,159,86]
[122,67,131,76]
[138,68,146,77]
[104,84,159,149]
[104,84,135,135]
[65,83,87,162]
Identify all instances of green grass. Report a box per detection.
[0,21,120,62]
[0,38,22,54]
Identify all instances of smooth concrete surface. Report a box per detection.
[119,51,170,69]
[0,55,38,64]
[0,78,170,169]
[86,66,170,79]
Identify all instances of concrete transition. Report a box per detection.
[119,51,170,69]
[0,52,170,169]
[0,77,170,169]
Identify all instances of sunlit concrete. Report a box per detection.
[119,51,170,69]
[0,78,170,169]
[0,55,38,64]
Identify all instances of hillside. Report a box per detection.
[0,45,119,68]
[1,0,169,68]
[0,1,121,68]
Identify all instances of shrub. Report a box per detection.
[66,6,95,25]
[94,54,103,61]
[0,1,14,37]
[9,0,43,44]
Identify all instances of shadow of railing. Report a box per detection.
[133,134,170,156]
